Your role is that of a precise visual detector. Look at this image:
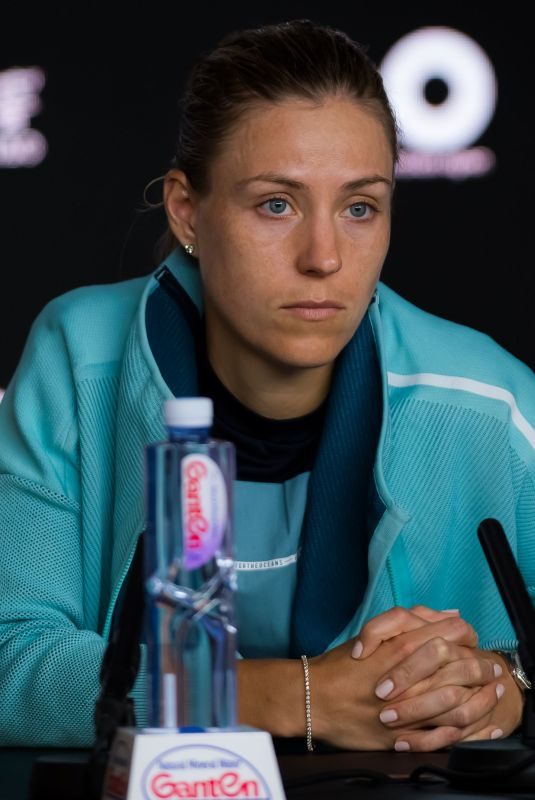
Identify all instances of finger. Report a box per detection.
[375,636,474,700]
[379,684,476,728]
[394,725,463,753]
[425,682,504,729]
[352,606,460,660]
[399,656,502,700]
[380,682,504,730]
[461,725,504,742]
[374,618,479,696]
[410,605,460,623]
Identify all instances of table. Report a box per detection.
[1,739,534,799]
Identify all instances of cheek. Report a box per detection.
[349,224,390,280]
[200,260,269,328]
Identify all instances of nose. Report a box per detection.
[295,213,342,276]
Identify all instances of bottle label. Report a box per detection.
[181,454,228,569]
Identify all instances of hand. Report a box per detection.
[309,612,481,751]
[372,642,509,751]
[352,607,523,750]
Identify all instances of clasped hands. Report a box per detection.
[310,605,524,751]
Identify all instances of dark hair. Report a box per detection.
[155,19,398,260]
[178,19,398,190]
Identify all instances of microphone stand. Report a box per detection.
[446,518,535,790]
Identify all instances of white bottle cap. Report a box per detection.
[164,397,213,428]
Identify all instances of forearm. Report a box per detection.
[237,658,304,737]
[0,626,105,746]
[237,645,394,751]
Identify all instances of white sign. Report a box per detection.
[102,727,287,800]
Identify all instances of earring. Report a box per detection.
[184,243,195,256]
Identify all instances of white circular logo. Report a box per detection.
[142,743,271,799]
[380,27,497,153]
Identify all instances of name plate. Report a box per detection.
[101,726,287,800]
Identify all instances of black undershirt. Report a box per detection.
[197,352,327,483]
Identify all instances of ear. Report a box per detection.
[163,169,199,247]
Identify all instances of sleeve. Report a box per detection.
[517,465,535,600]
[0,300,106,746]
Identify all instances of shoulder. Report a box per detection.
[31,275,149,369]
[377,282,534,396]
[376,283,535,463]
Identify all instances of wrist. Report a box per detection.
[494,650,532,693]
[237,658,304,737]
[493,650,527,732]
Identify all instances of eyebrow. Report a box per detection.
[236,172,393,191]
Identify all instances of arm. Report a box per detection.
[0,302,105,746]
[236,611,489,751]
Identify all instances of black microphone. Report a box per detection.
[477,516,535,744]
[446,518,535,790]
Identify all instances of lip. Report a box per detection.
[282,300,345,309]
[282,301,344,321]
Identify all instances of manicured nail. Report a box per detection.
[375,679,395,699]
[352,640,363,659]
[496,683,505,700]
[493,663,503,678]
[395,740,410,751]
[491,728,503,740]
[441,609,460,614]
[379,709,398,723]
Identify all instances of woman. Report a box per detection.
[0,19,533,752]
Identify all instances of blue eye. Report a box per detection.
[265,198,289,215]
[349,203,368,218]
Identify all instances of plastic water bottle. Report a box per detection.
[144,396,237,730]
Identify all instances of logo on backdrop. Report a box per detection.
[0,67,47,168]
[380,27,497,179]
[141,744,271,799]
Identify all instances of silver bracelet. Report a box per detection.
[300,654,315,752]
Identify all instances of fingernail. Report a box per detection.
[395,740,410,751]
[379,709,398,723]
[493,663,503,678]
[441,609,460,614]
[375,679,395,699]
[496,683,505,700]
[352,640,363,659]
[491,728,503,740]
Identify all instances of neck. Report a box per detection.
[206,347,333,420]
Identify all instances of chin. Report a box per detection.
[268,344,344,372]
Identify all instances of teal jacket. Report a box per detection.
[0,248,534,746]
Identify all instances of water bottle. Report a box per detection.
[144,396,237,730]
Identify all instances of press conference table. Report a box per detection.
[2,741,534,799]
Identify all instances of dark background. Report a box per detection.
[1,5,533,391]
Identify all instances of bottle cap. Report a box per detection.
[164,397,213,428]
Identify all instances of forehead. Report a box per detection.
[210,96,394,185]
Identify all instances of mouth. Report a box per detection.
[281,300,345,321]
[283,300,345,309]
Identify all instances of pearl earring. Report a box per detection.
[184,243,195,256]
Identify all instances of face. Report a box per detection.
[172,96,393,382]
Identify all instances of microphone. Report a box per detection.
[446,518,535,790]
[477,517,535,744]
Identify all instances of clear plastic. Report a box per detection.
[144,408,237,729]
